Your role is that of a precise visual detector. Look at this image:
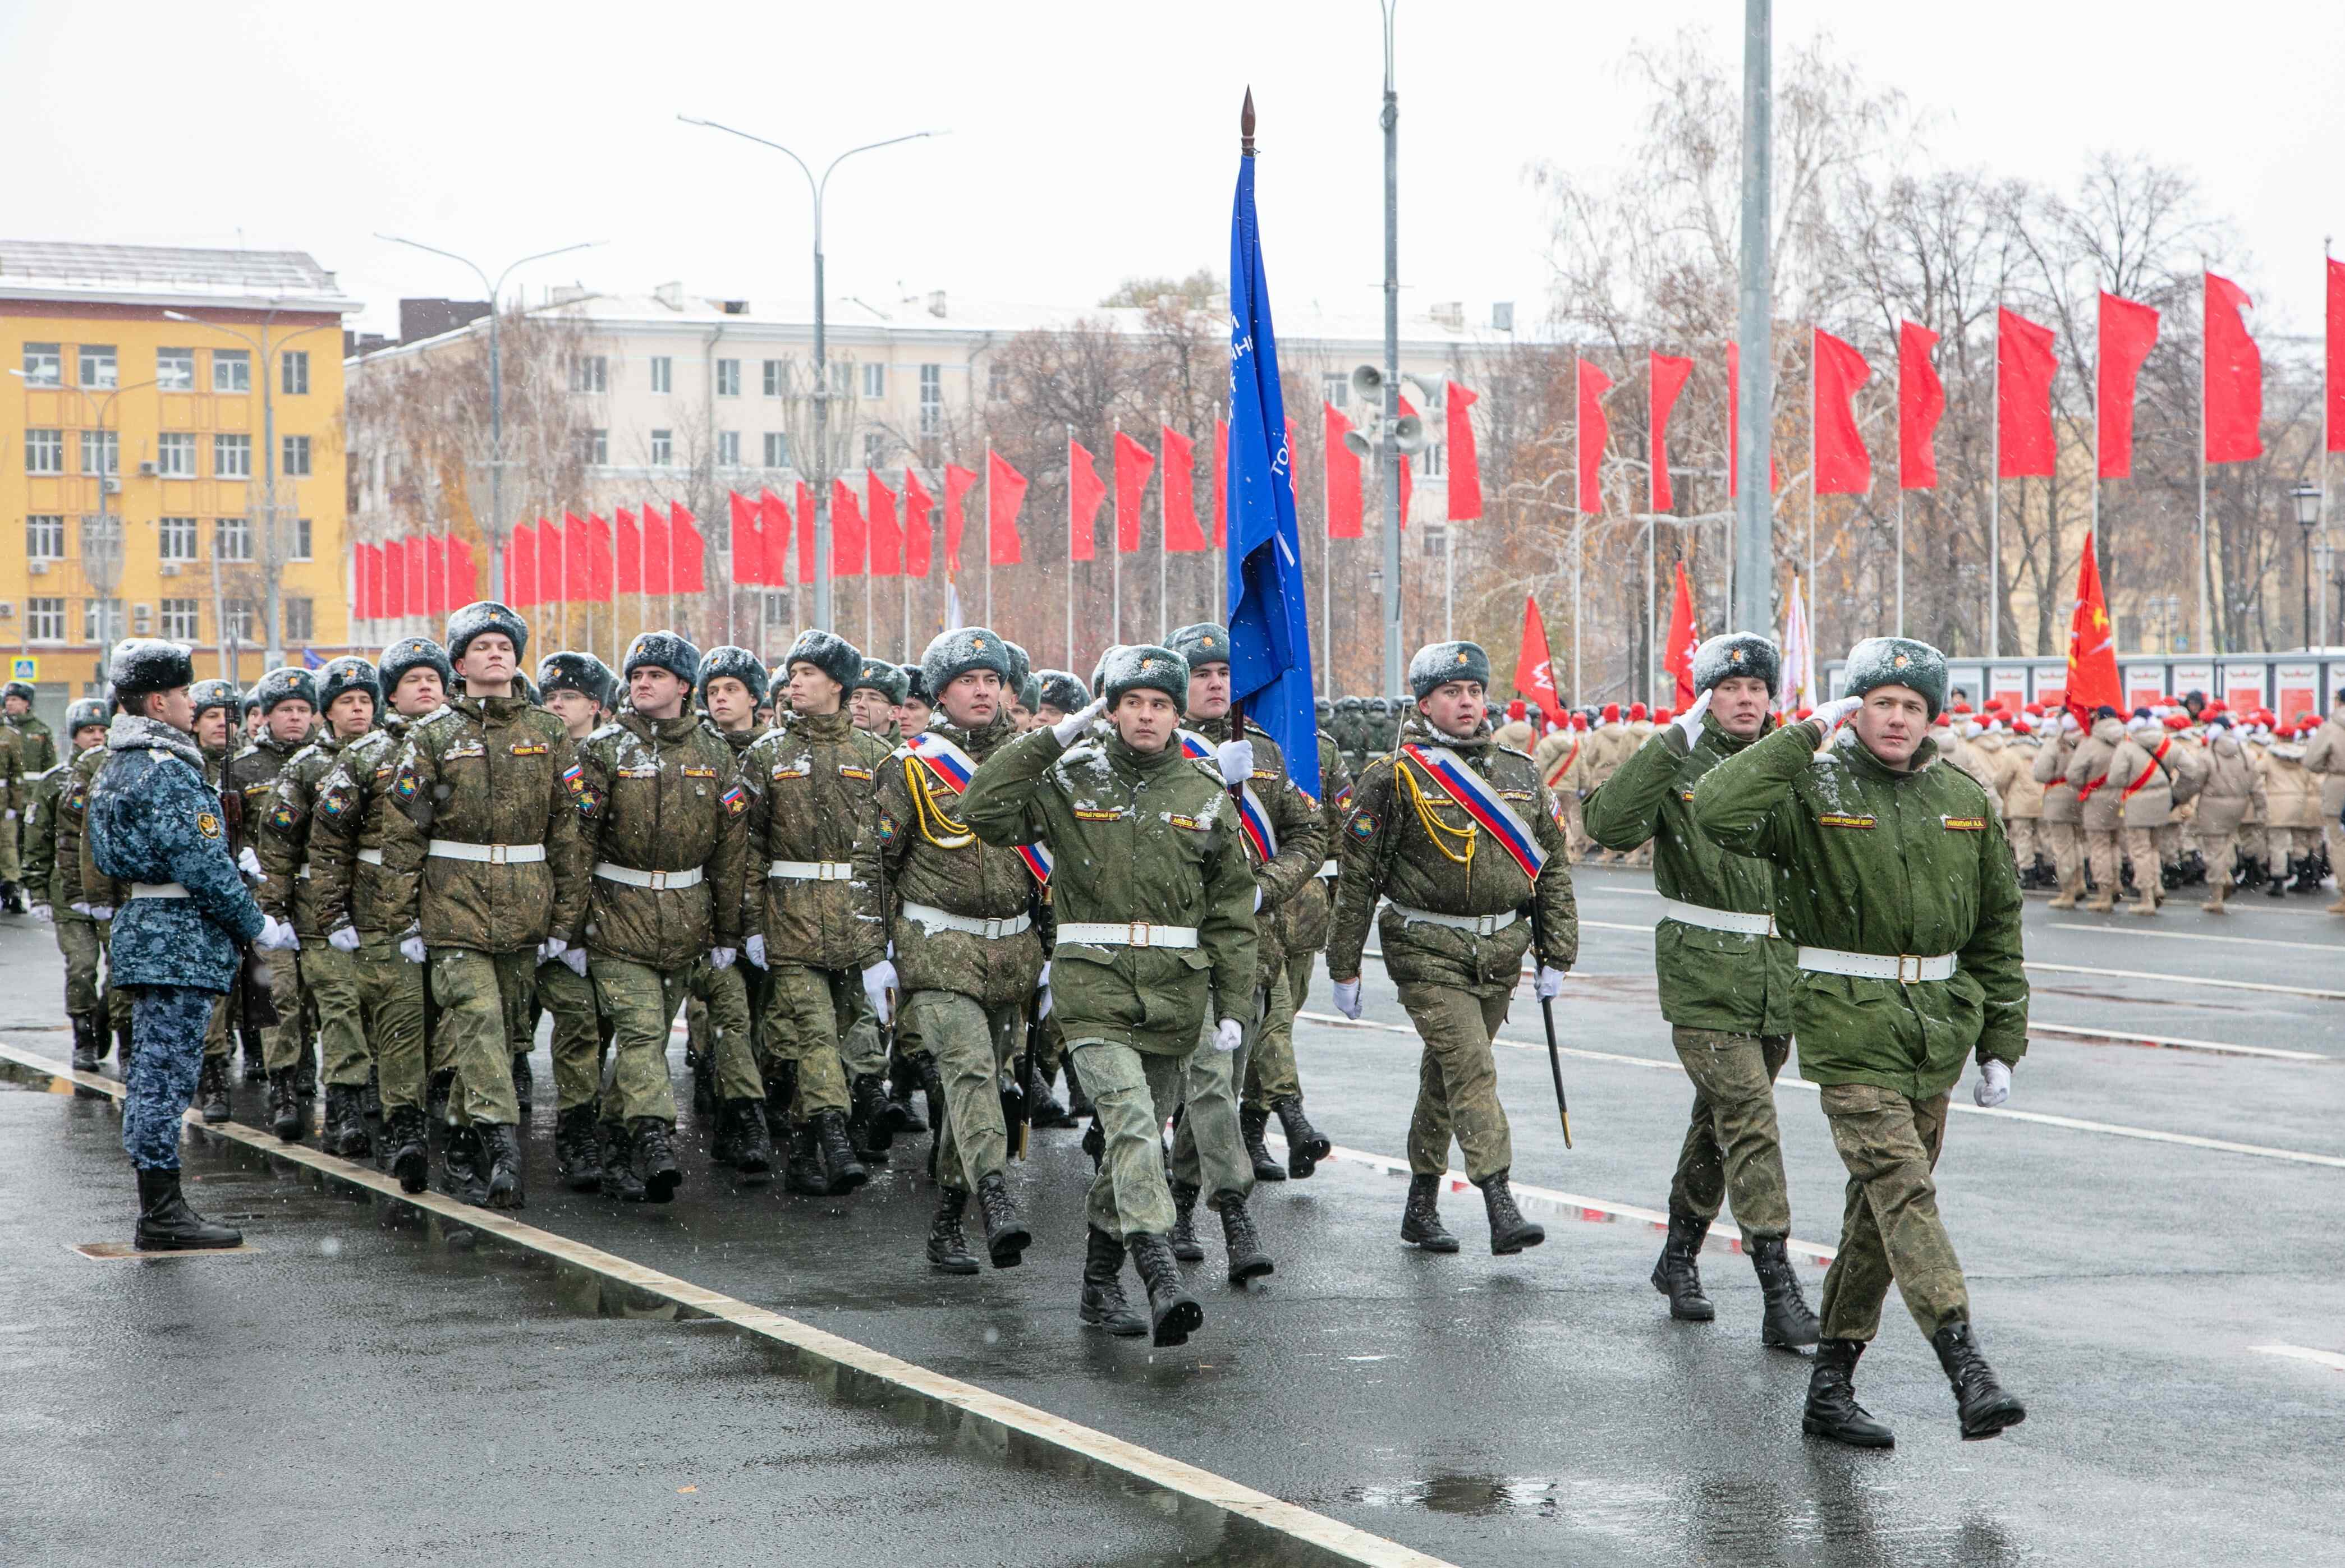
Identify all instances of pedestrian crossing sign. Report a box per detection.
[10,658,34,680]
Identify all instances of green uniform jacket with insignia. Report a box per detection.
[960,724,1256,1056]
[569,709,749,971]
[307,717,425,937]
[1582,715,1797,1035]
[21,755,84,905]
[255,734,353,937]
[1690,720,2030,1100]
[61,745,123,913]
[1185,713,1329,983]
[224,734,304,859]
[8,714,57,776]
[736,707,891,972]
[1328,716,1577,995]
[0,724,24,820]
[1274,730,1352,958]
[391,695,588,954]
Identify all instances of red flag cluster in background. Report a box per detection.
[352,535,475,619]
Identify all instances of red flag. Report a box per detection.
[1324,403,1362,539]
[831,478,866,578]
[409,536,430,616]
[1997,306,2058,478]
[1811,328,1873,495]
[1445,380,1483,521]
[866,470,901,577]
[794,482,815,585]
[1898,321,1945,490]
[670,503,705,593]
[2328,257,2345,453]
[448,536,476,602]
[1162,426,1204,552]
[588,514,614,600]
[615,507,640,594]
[1576,359,1610,514]
[504,527,533,607]
[943,463,978,573]
[729,491,763,587]
[2203,270,2263,463]
[1662,561,1700,709]
[756,488,792,587]
[902,468,933,577]
[2064,530,2121,721]
[1726,342,1784,496]
[1513,594,1564,729]
[380,541,403,619]
[986,449,1026,565]
[1067,439,1106,562]
[425,535,448,615]
[1211,419,1228,547]
[1112,430,1154,553]
[563,513,592,602]
[352,542,374,619]
[2096,291,2161,480]
[1648,356,1692,511]
[642,504,672,595]
[536,518,562,604]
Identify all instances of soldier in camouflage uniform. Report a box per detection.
[391,602,589,1210]
[0,700,26,913]
[226,666,320,1129]
[4,680,58,774]
[86,641,264,1250]
[686,645,774,1181]
[962,643,1256,1348]
[24,700,109,1069]
[183,680,245,1119]
[308,637,449,1193]
[56,697,139,1072]
[1581,633,1820,1347]
[1693,636,2029,1449]
[1021,669,1093,1126]
[737,629,892,1196]
[1244,720,1351,1180]
[838,655,912,1158]
[1327,641,1576,1257]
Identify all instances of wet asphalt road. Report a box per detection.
[1,866,2338,1567]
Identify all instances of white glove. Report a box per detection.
[746,934,767,969]
[1332,977,1364,1019]
[1035,960,1051,991]
[30,903,51,923]
[1535,964,1567,1000]
[1253,884,1263,912]
[563,946,588,977]
[1973,1059,2012,1108]
[1811,695,1864,733]
[237,846,265,884]
[70,901,92,919]
[1672,688,1713,744]
[1050,696,1107,747]
[326,925,361,954]
[862,959,898,1026]
[2,810,13,822]
[1036,984,1052,1022]
[399,933,427,964]
[710,946,736,971]
[1216,738,1256,785]
[259,915,301,951]
[89,904,113,922]
[1212,1017,1245,1054]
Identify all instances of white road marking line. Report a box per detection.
[0,1042,1456,1568]
[2022,961,2345,1001]
[2046,922,2342,954]
[2252,1345,2345,1373]
[1294,1011,2345,1169]
[2025,1022,2329,1062]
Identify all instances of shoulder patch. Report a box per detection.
[196,811,222,840]
[318,780,356,820]
[875,811,897,842]
[1349,812,1379,839]
[721,785,748,817]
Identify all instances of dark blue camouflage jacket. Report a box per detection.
[89,714,264,991]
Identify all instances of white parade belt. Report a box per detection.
[130,881,190,899]
[428,840,546,865]
[768,859,853,881]
[1389,903,1516,936]
[1797,947,1957,983]
[901,900,1030,939]
[1658,898,1777,937]
[356,848,385,866]
[594,861,703,891]
[296,862,314,880]
[1316,858,1340,879]
[1056,920,1199,949]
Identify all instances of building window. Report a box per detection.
[157,347,195,390]
[21,343,61,386]
[763,358,789,397]
[26,516,65,559]
[1421,442,1443,477]
[82,599,124,642]
[281,350,309,395]
[717,358,741,397]
[717,431,740,467]
[569,355,608,393]
[920,364,943,435]
[1419,521,1447,559]
[224,599,257,640]
[763,431,792,469]
[862,363,885,399]
[282,434,313,476]
[79,345,118,389]
[581,428,608,466]
[158,517,198,561]
[862,433,886,466]
[25,598,65,643]
[216,517,252,562]
[987,361,1008,401]
[212,349,251,393]
[650,429,673,467]
[80,429,119,476]
[1323,371,1349,406]
[283,597,314,642]
[650,356,672,394]
[25,429,63,474]
[764,592,792,628]
[214,433,251,479]
[156,432,196,477]
[291,517,312,560]
[160,599,200,640]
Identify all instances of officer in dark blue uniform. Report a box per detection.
[87,640,266,1249]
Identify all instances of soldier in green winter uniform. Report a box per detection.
[961,643,1256,1348]
[1161,623,1327,1286]
[856,628,1047,1277]
[1326,642,1576,1257]
[1244,723,1351,1180]
[1581,633,1820,1347]
[0,704,26,912]
[737,630,893,1197]
[184,680,245,1118]
[686,646,775,1181]
[308,638,450,1192]
[24,700,109,1069]
[839,655,913,1158]
[225,666,320,1126]
[391,603,589,1209]
[1692,636,2029,1449]
[56,706,136,1070]
[1021,669,1093,1126]
[254,656,382,1152]
[6,680,58,775]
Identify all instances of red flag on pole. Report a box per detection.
[1647,355,1692,511]
[831,478,866,578]
[1662,561,1700,709]
[380,541,403,619]
[2096,291,2161,480]
[564,513,592,602]
[2327,256,2345,452]
[587,514,614,600]
[1324,403,1362,539]
[448,536,476,602]
[425,536,448,616]
[2203,270,2263,463]
[1997,306,2059,478]
[670,503,705,593]
[643,504,673,595]
[352,542,375,619]
[2063,530,2121,721]
[1513,593,1564,728]
[866,471,901,577]
[615,507,642,595]
[506,526,533,607]
[408,536,430,616]
[943,463,977,573]
[1161,426,1203,552]
[729,491,763,587]
[756,488,791,587]
[536,518,562,604]
[1067,439,1106,563]
[1445,380,1482,521]
[986,449,1026,565]
[1812,328,1873,495]
[793,482,815,585]
[902,468,933,577]
[1211,419,1228,548]
[1726,342,1784,496]
[1112,430,1154,553]
[1576,359,1610,514]
[1898,321,1945,490]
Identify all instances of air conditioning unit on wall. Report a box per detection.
[28,560,49,575]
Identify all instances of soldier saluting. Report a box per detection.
[1692,636,2029,1449]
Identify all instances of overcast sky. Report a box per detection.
[7,1,2339,342]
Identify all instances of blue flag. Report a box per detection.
[300,646,325,670]
[1223,150,1319,804]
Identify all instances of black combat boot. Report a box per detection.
[1803,1339,1895,1448]
[360,1066,382,1124]
[927,1188,980,1274]
[1400,1173,1460,1252]
[1080,1227,1147,1336]
[1126,1233,1203,1348]
[783,1120,828,1196]
[327,1085,373,1158]
[295,1042,317,1100]
[1081,1116,1105,1171]
[848,1073,895,1158]
[1475,1170,1545,1255]
[1168,1181,1206,1262]
[442,1124,490,1207]
[1270,1094,1331,1180]
[134,1166,242,1252]
[1931,1321,2027,1440]
[554,1105,604,1193]
[727,1099,774,1180]
[425,1067,454,1121]
[477,1122,524,1210]
[510,1052,534,1117]
[384,1107,429,1194]
[1216,1192,1274,1285]
[267,1069,303,1142]
[762,1089,792,1155]
[813,1110,867,1194]
[887,1049,927,1134]
[1750,1236,1822,1348]
[973,1171,1031,1268]
[628,1118,680,1204]
[690,1046,717,1118]
[710,1092,741,1167]
[599,1122,646,1202]
[1026,1058,1075,1129]
[70,1012,101,1072]
[1,881,22,916]
[916,1053,946,1146]
[241,1028,267,1084]
[1650,1210,1714,1322]
[198,1056,232,1125]
[1239,1106,1287,1184]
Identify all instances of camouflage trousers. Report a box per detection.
[908,988,1023,1194]
[838,982,888,1081]
[588,956,689,1125]
[2043,821,2084,888]
[1668,1027,1793,1239]
[0,813,19,882]
[687,959,765,1103]
[1070,1037,1187,1239]
[53,911,105,1018]
[297,942,376,1088]
[348,932,427,1114]
[426,948,533,1126]
[1243,951,1315,1113]
[1816,1083,1970,1342]
[1397,981,1515,1183]
[1170,978,1281,1204]
[122,984,217,1170]
[538,957,609,1114]
[2005,816,2040,874]
[206,994,230,1061]
[1030,1011,1065,1082]
[259,944,308,1073]
[760,963,856,1118]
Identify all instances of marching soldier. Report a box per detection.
[0,696,25,913]
[1327,641,1576,1257]
[848,658,908,744]
[2260,718,2325,895]
[1021,669,1094,1126]
[57,696,137,1073]
[2103,712,2185,915]
[2191,711,2263,912]
[533,650,626,1189]
[840,655,914,1158]
[2066,706,2128,913]
[962,643,1255,1346]
[687,645,775,1180]
[1693,636,2028,1449]
[23,700,109,1070]
[2303,693,2345,914]
[2035,711,2088,907]
[1582,633,1820,1347]
[1245,717,1352,1181]
[226,666,320,1124]
[1533,712,1593,863]
[186,680,243,1119]
[4,679,58,774]
[1988,714,2048,886]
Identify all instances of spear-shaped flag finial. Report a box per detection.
[1241,86,1255,157]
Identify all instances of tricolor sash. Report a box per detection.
[1400,743,1549,880]
[1180,729,1278,864]
[906,730,1050,882]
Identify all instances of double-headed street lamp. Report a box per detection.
[2293,482,2323,649]
[677,116,944,630]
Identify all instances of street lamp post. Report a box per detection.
[2294,484,2322,650]
[1376,1,1405,697]
[678,116,942,631]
